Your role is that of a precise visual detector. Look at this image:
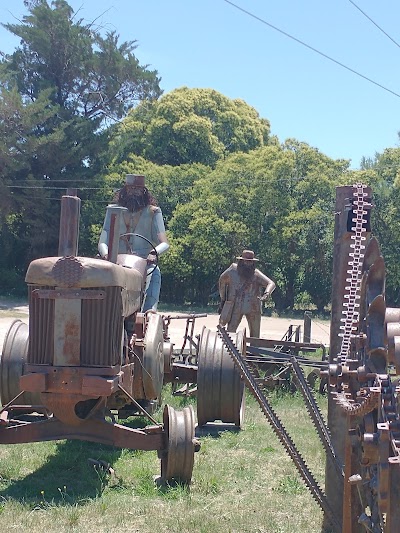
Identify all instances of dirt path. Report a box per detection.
[0,300,330,352]
[163,311,330,347]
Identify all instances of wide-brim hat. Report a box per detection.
[236,250,259,261]
[125,174,145,187]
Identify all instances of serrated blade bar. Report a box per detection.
[290,356,344,480]
[217,326,341,533]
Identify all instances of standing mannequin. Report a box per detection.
[218,250,275,337]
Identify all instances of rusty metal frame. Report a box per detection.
[0,411,165,450]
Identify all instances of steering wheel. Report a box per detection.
[119,232,158,276]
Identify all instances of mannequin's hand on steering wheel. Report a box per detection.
[147,252,157,265]
[119,232,159,276]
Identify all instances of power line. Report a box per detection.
[7,185,106,190]
[222,0,400,99]
[6,197,111,203]
[348,0,400,50]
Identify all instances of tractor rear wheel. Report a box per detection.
[197,327,245,427]
[0,319,41,407]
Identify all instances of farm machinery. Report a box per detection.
[2,183,399,531]
[0,189,244,485]
[215,184,400,532]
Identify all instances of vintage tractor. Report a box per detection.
[0,189,245,484]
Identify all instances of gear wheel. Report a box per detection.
[332,214,400,530]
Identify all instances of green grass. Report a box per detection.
[0,388,330,533]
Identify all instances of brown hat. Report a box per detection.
[125,174,145,187]
[236,250,259,261]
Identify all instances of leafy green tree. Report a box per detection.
[109,87,271,167]
[0,87,64,287]
[277,142,349,311]
[1,0,161,123]
[0,0,162,284]
[359,148,400,306]
[165,197,249,305]
[160,141,350,309]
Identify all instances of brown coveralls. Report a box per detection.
[218,263,275,338]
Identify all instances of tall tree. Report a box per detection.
[0,0,162,287]
[109,87,271,167]
[160,141,350,309]
[1,0,161,124]
[362,148,400,306]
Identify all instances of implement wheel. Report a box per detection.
[160,404,196,484]
[0,319,41,406]
[197,327,245,428]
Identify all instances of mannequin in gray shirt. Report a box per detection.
[99,174,169,311]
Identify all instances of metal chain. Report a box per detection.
[333,183,374,413]
[338,183,369,364]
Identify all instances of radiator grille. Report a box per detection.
[28,286,123,367]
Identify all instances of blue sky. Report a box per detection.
[1,0,400,169]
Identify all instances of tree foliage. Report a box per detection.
[1,0,161,123]
[109,87,271,166]
[145,141,350,309]
[1,2,399,312]
[0,0,162,288]
[361,148,400,307]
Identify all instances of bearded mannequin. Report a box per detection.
[98,174,169,312]
[116,186,156,212]
[237,259,256,279]
[218,250,276,338]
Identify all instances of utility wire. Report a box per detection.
[1,177,330,191]
[348,0,400,50]
[0,197,111,203]
[222,0,400,99]
[7,185,105,190]
[3,173,397,191]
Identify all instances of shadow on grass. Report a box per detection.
[195,423,241,438]
[0,438,125,505]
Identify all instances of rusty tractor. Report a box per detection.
[0,189,245,485]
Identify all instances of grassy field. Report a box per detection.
[0,386,330,533]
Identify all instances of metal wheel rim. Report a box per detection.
[1,319,40,406]
[197,327,245,427]
[161,404,195,484]
[142,313,164,400]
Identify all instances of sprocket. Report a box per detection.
[328,185,400,531]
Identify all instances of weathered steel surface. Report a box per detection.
[247,336,327,358]
[0,190,202,485]
[0,415,164,450]
[54,297,81,366]
[58,190,80,257]
[20,367,120,396]
[326,185,371,531]
[142,313,164,400]
[28,285,125,367]
[160,404,197,483]
[33,288,105,300]
[197,327,245,427]
[0,320,41,406]
[167,363,197,385]
[322,185,400,531]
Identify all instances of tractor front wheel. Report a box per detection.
[160,404,197,484]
